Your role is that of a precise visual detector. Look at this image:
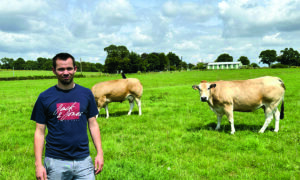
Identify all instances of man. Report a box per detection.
[31,53,104,180]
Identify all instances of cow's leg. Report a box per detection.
[96,108,100,118]
[127,95,134,115]
[135,98,142,116]
[225,106,235,134]
[97,96,107,118]
[105,104,109,119]
[274,108,280,132]
[259,107,273,133]
[128,102,134,115]
[215,114,223,130]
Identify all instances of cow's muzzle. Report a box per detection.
[201,97,208,102]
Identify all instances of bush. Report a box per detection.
[271,63,289,68]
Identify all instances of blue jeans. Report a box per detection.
[44,156,95,180]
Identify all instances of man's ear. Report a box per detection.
[192,85,200,90]
[74,66,78,72]
[52,67,56,74]
[209,84,216,89]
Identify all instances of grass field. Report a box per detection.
[0,68,299,179]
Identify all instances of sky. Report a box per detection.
[0,0,300,65]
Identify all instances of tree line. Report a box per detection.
[214,48,300,68]
[1,46,299,72]
[103,45,194,73]
[0,57,104,72]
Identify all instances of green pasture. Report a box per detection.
[0,69,299,179]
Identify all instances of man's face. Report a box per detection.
[53,58,77,85]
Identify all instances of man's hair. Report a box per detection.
[52,53,76,69]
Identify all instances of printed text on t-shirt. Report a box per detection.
[54,102,82,120]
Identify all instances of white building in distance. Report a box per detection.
[207,62,242,70]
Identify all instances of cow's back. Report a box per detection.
[91,78,143,101]
[92,79,128,98]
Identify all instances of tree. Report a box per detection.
[118,45,130,59]
[250,63,260,68]
[167,52,181,70]
[36,57,52,70]
[180,61,187,70]
[158,53,169,71]
[118,57,130,73]
[24,60,38,70]
[259,50,277,67]
[128,52,141,73]
[1,57,14,69]
[95,63,104,72]
[146,53,160,72]
[277,48,300,66]
[104,44,130,73]
[104,57,118,73]
[187,63,195,69]
[193,62,206,70]
[238,56,250,65]
[104,45,118,58]
[138,54,148,72]
[13,58,25,70]
[104,44,129,59]
[215,53,233,62]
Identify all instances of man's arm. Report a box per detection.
[88,117,104,174]
[34,123,47,180]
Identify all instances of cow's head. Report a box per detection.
[192,81,216,102]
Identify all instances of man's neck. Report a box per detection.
[57,82,75,90]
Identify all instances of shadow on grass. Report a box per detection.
[97,110,139,118]
[187,122,273,133]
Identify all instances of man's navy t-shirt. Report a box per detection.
[31,84,99,160]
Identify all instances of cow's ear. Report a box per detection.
[192,85,200,90]
[209,84,216,89]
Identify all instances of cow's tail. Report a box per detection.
[278,78,285,119]
[280,96,284,119]
[121,72,127,79]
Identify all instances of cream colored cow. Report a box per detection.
[92,77,143,118]
[192,76,285,134]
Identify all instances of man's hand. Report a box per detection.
[35,165,47,180]
[34,123,47,179]
[94,153,104,175]
[88,116,104,175]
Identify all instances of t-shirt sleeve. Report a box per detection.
[88,90,99,118]
[31,95,47,124]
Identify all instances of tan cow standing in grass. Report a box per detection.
[192,76,285,134]
[91,75,143,119]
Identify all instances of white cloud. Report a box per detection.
[0,0,47,14]
[174,41,200,51]
[131,27,153,46]
[94,0,137,26]
[0,0,48,32]
[262,33,286,45]
[218,0,300,37]
[162,1,216,22]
